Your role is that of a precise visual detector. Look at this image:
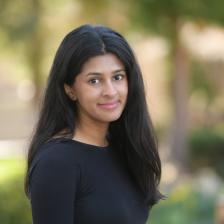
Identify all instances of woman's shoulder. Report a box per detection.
[28,139,82,195]
[36,138,77,160]
[41,137,76,153]
[29,138,82,179]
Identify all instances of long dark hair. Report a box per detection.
[24,24,165,207]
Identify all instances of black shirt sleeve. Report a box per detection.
[30,145,81,224]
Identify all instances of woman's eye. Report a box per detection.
[88,79,100,85]
[114,74,124,81]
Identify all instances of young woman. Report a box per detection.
[24,24,165,224]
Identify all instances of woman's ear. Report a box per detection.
[64,84,77,101]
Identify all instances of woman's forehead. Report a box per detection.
[80,53,125,74]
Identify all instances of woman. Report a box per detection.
[24,24,165,224]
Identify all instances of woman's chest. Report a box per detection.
[74,155,149,224]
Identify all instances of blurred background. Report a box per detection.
[0,0,224,223]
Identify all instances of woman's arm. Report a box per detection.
[30,148,80,224]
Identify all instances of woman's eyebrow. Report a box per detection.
[86,69,126,76]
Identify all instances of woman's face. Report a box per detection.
[64,53,128,126]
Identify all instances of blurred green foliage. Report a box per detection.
[190,61,217,102]
[0,0,39,41]
[0,159,32,224]
[128,0,224,38]
[149,184,216,224]
[189,127,224,177]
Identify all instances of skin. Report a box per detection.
[64,53,128,147]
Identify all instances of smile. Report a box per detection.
[98,101,119,109]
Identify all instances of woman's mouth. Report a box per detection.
[98,101,119,109]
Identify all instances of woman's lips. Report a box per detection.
[98,101,119,109]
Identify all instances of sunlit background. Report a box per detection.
[0,0,224,223]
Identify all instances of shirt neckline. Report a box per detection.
[59,137,112,152]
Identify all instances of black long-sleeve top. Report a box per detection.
[29,138,150,224]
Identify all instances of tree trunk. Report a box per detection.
[26,0,44,105]
[168,20,190,174]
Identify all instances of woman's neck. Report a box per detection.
[73,119,109,147]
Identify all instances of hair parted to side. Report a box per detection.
[24,24,165,207]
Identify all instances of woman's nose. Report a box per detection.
[102,80,117,97]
